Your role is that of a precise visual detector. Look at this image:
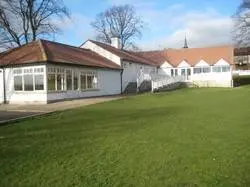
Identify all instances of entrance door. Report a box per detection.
[187,68,191,80]
[0,69,4,103]
[181,68,191,80]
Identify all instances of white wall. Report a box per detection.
[177,60,191,68]
[192,71,232,87]
[157,60,233,87]
[158,62,173,75]
[81,41,121,66]
[0,69,4,103]
[121,60,156,91]
[5,65,47,104]
[47,67,121,102]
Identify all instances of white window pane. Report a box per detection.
[48,74,56,91]
[80,74,87,90]
[87,75,94,89]
[212,66,221,73]
[175,69,178,76]
[24,74,34,91]
[222,66,230,72]
[57,74,64,90]
[203,67,211,73]
[13,69,22,75]
[35,75,44,90]
[194,68,202,74]
[66,70,72,90]
[73,72,79,90]
[14,76,23,91]
[24,68,33,74]
[171,69,174,77]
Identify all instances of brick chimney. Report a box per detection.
[111,37,121,49]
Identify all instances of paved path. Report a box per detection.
[0,111,43,123]
[0,96,123,124]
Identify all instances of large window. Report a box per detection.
[181,69,185,76]
[80,71,98,90]
[193,67,202,74]
[13,67,44,91]
[175,69,178,76]
[73,71,79,90]
[171,69,174,77]
[35,75,44,90]
[66,69,72,90]
[47,67,65,91]
[80,73,87,90]
[48,74,56,91]
[194,67,211,74]
[47,67,98,92]
[24,74,34,91]
[212,65,230,73]
[14,76,22,91]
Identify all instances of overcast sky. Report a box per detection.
[56,0,241,50]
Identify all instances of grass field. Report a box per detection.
[1,87,250,187]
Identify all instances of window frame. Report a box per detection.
[47,66,99,92]
[13,67,45,92]
[212,65,231,73]
[193,66,211,74]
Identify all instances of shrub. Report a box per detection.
[233,75,250,87]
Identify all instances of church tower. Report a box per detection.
[183,36,189,48]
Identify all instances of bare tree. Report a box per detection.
[234,0,250,47]
[91,4,144,49]
[0,0,69,50]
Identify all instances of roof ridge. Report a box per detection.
[167,45,233,51]
[38,40,48,61]
[39,39,91,52]
[89,39,158,66]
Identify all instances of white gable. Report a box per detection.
[161,61,173,68]
[177,60,191,68]
[195,60,210,67]
[81,41,121,66]
[214,59,230,66]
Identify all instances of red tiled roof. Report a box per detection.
[0,40,121,70]
[88,40,156,66]
[136,45,234,67]
[136,50,170,66]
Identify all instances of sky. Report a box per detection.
[55,0,241,50]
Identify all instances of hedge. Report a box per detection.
[233,75,250,87]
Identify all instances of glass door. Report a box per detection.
[187,68,191,80]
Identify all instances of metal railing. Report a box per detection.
[136,71,152,91]
[151,75,185,92]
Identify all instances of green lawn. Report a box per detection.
[1,87,250,187]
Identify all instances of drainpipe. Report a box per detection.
[120,68,123,94]
[120,60,124,94]
[2,68,6,104]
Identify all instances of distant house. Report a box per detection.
[234,47,250,70]
[0,37,248,104]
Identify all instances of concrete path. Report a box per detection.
[0,96,123,124]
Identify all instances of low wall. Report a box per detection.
[192,80,232,88]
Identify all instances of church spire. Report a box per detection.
[184,36,188,48]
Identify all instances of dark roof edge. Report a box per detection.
[0,60,122,71]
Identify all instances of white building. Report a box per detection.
[0,40,123,104]
[80,39,156,92]
[0,37,238,104]
[137,45,235,88]
[0,39,156,104]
